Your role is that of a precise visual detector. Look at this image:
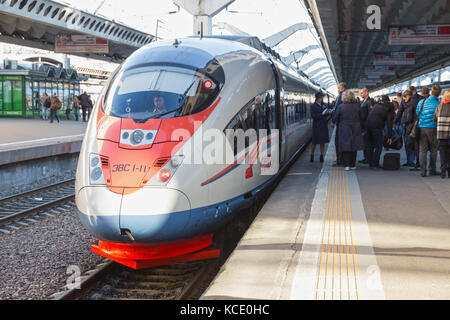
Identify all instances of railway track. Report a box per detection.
[0,179,75,228]
[56,259,216,300]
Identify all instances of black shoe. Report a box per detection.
[310,155,314,163]
[320,155,324,163]
[402,163,410,167]
[359,159,369,164]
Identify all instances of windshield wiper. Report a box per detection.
[152,80,196,119]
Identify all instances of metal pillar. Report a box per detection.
[173,0,235,36]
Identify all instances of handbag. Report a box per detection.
[384,131,403,150]
[409,98,427,140]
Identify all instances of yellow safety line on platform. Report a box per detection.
[315,167,360,300]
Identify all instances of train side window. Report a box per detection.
[225,114,246,156]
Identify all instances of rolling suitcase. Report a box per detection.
[383,153,400,170]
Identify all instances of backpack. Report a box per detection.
[44,97,51,108]
[52,97,62,110]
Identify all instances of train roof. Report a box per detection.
[200,35,331,96]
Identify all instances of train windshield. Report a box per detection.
[103,65,222,122]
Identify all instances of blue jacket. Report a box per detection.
[416,96,439,128]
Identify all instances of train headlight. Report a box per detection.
[91,167,103,181]
[90,154,106,185]
[131,130,145,145]
[158,170,172,182]
[143,155,184,186]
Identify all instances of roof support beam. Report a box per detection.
[298,57,326,71]
[312,73,333,83]
[263,22,313,47]
[214,22,249,35]
[282,45,321,65]
[308,66,329,77]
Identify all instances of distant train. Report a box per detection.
[75,35,332,269]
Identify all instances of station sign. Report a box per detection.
[373,52,415,65]
[388,25,450,45]
[55,34,109,54]
[365,66,396,76]
[359,77,382,86]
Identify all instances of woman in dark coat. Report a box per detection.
[332,90,364,170]
[310,92,332,163]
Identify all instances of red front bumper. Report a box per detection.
[91,233,220,269]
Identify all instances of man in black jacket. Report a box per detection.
[365,95,394,168]
[395,90,416,167]
[359,88,375,164]
[78,91,93,122]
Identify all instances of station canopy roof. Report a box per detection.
[306,0,450,90]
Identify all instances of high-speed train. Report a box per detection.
[75,35,332,269]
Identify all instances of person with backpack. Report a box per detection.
[72,95,80,121]
[50,93,61,123]
[416,85,442,177]
[41,92,50,121]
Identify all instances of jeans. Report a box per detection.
[50,109,59,123]
[367,127,384,167]
[73,107,80,121]
[42,107,49,120]
[419,128,438,174]
[439,139,450,174]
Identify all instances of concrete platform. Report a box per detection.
[201,133,450,300]
[0,118,87,165]
[0,118,87,145]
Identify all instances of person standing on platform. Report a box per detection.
[331,82,347,166]
[416,85,441,177]
[41,92,50,121]
[433,89,450,179]
[396,90,416,167]
[359,88,375,164]
[408,86,423,171]
[365,95,394,169]
[72,95,80,121]
[49,93,61,124]
[332,90,364,171]
[310,92,332,163]
[79,91,93,122]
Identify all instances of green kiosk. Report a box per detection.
[0,61,86,117]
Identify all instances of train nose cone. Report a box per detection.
[119,188,191,242]
[75,186,123,241]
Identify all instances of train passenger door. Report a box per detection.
[267,60,286,165]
